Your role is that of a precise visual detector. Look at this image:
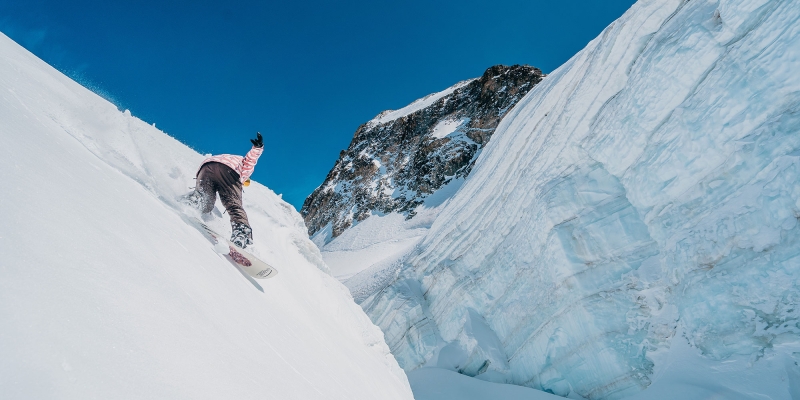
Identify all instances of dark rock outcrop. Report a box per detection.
[301,65,545,239]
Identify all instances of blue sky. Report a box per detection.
[0,0,636,209]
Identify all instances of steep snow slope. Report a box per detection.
[0,33,412,400]
[360,0,800,399]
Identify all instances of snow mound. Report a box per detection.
[313,177,465,302]
[0,32,412,400]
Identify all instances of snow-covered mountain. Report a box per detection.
[0,33,414,399]
[310,0,800,399]
[302,64,544,241]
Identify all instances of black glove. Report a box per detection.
[250,132,263,148]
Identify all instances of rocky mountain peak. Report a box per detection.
[301,64,545,240]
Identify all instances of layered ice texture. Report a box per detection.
[354,0,800,398]
[0,33,413,399]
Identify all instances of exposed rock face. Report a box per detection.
[301,65,545,238]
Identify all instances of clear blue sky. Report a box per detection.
[0,0,636,209]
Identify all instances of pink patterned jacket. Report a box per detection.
[199,146,263,183]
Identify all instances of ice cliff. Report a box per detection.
[340,0,800,398]
[0,32,413,400]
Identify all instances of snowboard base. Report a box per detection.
[192,219,278,279]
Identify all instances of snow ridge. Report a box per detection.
[369,79,475,126]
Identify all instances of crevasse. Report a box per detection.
[359,0,800,398]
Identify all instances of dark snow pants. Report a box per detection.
[195,162,250,226]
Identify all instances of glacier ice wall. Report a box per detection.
[360,0,800,398]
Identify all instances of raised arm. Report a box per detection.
[240,132,264,182]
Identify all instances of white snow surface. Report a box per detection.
[408,367,561,400]
[0,33,413,400]
[315,212,426,281]
[368,79,475,126]
[314,177,466,303]
[355,0,800,399]
[430,118,468,139]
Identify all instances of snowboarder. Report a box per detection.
[183,132,264,248]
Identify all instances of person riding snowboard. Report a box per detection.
[184,132,264,248]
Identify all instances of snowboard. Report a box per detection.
[191,219,278,279]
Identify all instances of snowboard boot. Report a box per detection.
[231,222,253,249]
[179,190,204,210]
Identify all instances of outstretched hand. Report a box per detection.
[250,132,263,148]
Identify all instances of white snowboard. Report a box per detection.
[193,219,278,279]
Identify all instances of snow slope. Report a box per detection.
[313,177,465,303]
[0,32,412,400]
[357,0,800,399]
